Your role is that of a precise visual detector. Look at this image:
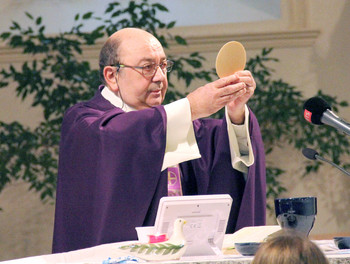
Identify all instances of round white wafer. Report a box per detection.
[215,41,246,78]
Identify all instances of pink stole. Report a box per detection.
[167,165,183,196]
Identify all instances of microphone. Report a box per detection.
[303,97,350,136]
[302,148,350,177]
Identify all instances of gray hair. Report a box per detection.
[99,37,120,85]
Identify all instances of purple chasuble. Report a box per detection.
[52,87,266,253]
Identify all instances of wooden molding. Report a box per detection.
[163,29,320,55]
[0,28,320,65]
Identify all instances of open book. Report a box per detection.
[222,225,281,249]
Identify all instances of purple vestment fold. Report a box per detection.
[52,87,266,253]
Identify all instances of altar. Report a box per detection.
[1,238,350,264]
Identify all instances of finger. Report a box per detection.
[238,76,256,88]
[219,88,247,104]
[214,74,240,88]
[235,70,252,77]
[219,82,246,97]
[219,89,247,106]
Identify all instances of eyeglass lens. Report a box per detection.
[143,60,173,76]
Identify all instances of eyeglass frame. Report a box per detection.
[111,59,174,77]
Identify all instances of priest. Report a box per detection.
[52,27,266,253]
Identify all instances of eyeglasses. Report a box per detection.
[113,59,174,77]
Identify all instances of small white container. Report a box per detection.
[135,226,155,243]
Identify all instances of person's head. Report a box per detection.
[99,27,173,110]
[252,230,329,264]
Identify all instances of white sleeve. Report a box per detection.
[100,87,200,171]
[225,105,255,173]
[162,98,201,171]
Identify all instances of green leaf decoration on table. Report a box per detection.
[120,242,184,255]
[117,219,187,261]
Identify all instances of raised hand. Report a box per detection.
[226,70,256,124]
[186,74,247,121]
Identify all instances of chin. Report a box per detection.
[149,101,162,107]
[149,97,164,107]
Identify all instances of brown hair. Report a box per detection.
[252,230,329,264]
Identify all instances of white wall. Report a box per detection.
[1,0,280,34]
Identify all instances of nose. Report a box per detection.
[152,66,166,81]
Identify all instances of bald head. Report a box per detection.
[99,28,163,85]
[110,27,156,42]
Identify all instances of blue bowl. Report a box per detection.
[334,237,350,249]
[235,242,261,256]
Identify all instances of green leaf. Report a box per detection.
[36,17,42,25]
[82,12,93,19]
[138,244,148,254]
[162,248,172,255]
[340,101,349,107]
[171,247,181,254]
[0,81,9,88]
[152,3,169,12]
[105,3,120,13]
[25,12,34,20]
[111,10,121,18]
[167,21,176,29]
[119,242,184,256]
[185,58,202,68]
[10,21,21,30]
[174,35,187,45]
[39,26,45,34]
[0,32,11,40]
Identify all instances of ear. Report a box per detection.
[103,66,119,93]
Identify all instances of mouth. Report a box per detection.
[150,89,162,94]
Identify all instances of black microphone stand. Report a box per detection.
[314,154,350,177]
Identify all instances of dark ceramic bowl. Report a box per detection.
[274,197,317,236]
[275,197,317,216]
[334,237,350,249]
[235,242,261,256]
